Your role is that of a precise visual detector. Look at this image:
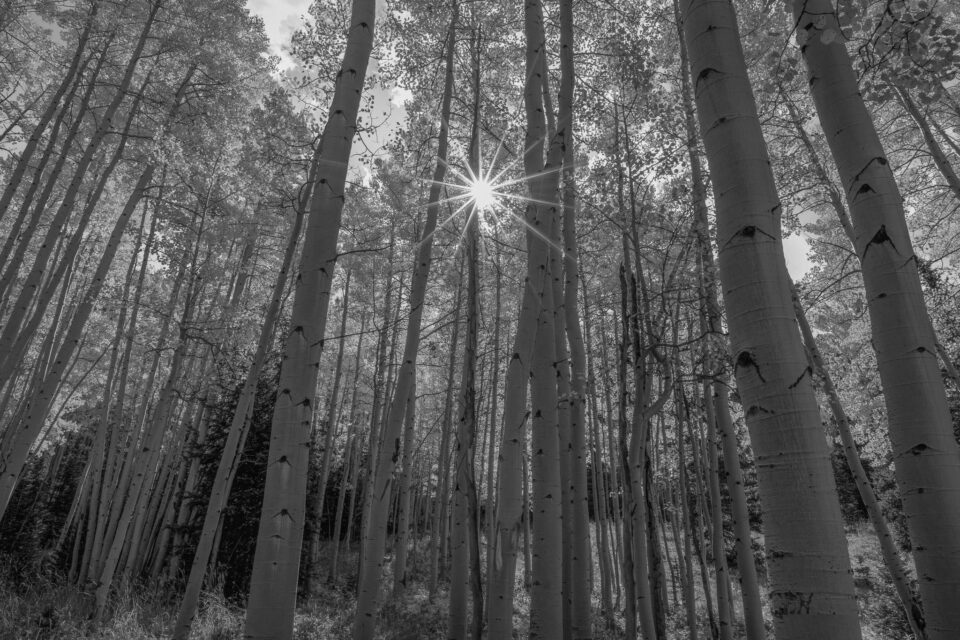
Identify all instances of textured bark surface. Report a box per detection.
[243,0,375,635]
[792,1,960,637]
[681,0,862,637]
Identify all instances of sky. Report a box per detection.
[244,0,815,279]
[247,0,310,71]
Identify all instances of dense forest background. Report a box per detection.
[1,0,960,638]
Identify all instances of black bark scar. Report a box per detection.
[735,351,765,382]
[788,366,812,389]
[849,156,888,190]
[861,224,898,261]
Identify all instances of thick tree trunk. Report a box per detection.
[792,2,960,636]
[680,1,862,637]
[172,197,306,640]
[242,0,374,635]
[792,283,927,638]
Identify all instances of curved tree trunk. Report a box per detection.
[792,2,960,637]
[680,0,862,637]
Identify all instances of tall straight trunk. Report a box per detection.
[429,270,461,596]
[307,267,352,594]
[332,311,366,583]
[684,387,720,640]
[449,32,482,639]
[483,235,502,602]
[392,381,416,594]
[793,3,960,636]
[243,0,374,635]
[171,196,305,639]
[677,405,699,640]
[487,0,564,635]
[792,283,926,638]
[354,8,456,633]
[329,425,357,583]
[356,230,396,581]
[702,384,734,640]
[680,1,861,638]
[558,0,592,629]
[584,298,615,626]
[675,1,766,635]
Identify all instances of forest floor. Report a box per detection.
[0,523,913,639]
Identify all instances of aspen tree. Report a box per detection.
[449,25,481,640]
[392,380,416,594]
[791,283,926,638]
[307,267,352,595]
[487,0,565,633]
[675,0,765,632]
[680,0,862,637]
[353,7,456,636]
[428,267,462,596]
[791,1,960,636]
[243,0,375,633]
[555,0,592,634]
[172,193,307,640]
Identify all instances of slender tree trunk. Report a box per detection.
[353,9,455,634]
[487,0,565,633]
[449,32,482,639]
[308,267,352,595]
[428,273,461,596]
[392,381,416,594]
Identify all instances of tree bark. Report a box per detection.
[681,0,862,637]
[792,2,960,636]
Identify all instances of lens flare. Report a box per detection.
[470,177,497,212]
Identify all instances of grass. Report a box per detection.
[0,525,916,639]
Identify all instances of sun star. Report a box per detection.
[470,176,497,212]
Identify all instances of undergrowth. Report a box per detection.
[0,527,915,639]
